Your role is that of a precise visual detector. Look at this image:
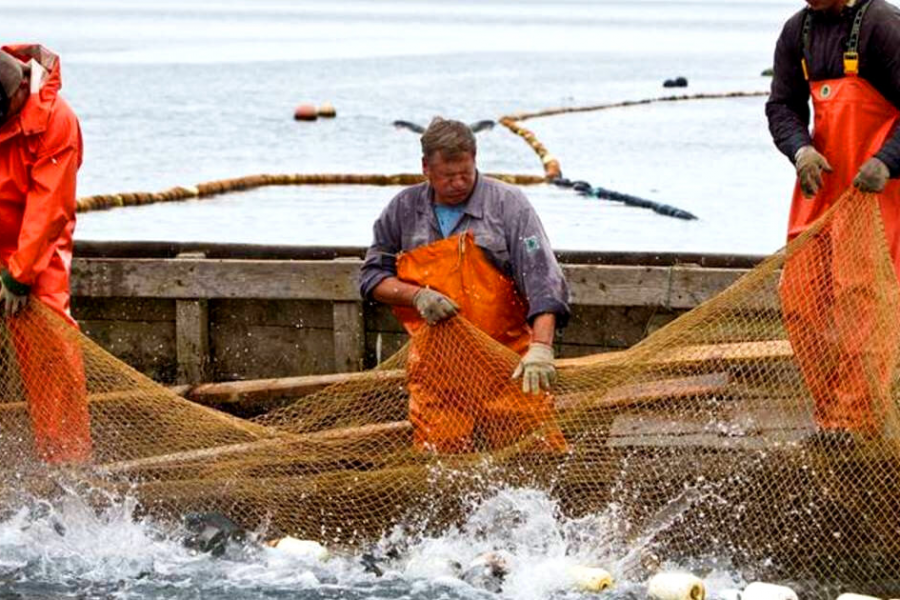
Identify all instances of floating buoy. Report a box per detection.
[270,536,329,561]
[568,565,613,592]
[837,595,882,600]
[318,102,337,118]
[647,572,705,600]
[742,582,798,600]
[293,104,318,121]
[663,76,689,88]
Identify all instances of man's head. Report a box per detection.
[421,117,477,206]
[805,0,851,13]
[0,51,27,124]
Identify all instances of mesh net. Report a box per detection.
[2,189,900,595]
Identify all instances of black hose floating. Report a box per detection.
[551,177,698,221]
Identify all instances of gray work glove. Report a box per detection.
[412,287,459,325]
[512,342,556,395]
[795,145,833,198]
[0,270,29,317]
[853,157,890,193]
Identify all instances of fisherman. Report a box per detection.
[766,0,900,435]
[359,117,570,453]
[0,45,91,463]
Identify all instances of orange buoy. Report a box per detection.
[293,104,318,121]
[318,102,337,118]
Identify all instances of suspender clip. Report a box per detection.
[843,51,859,76]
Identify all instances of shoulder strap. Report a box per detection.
[801,8,812,81]
[800,1,873,79]
[844,0,873,75]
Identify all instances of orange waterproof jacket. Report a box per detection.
[0,44,82,324]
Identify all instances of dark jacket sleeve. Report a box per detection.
[765,13,813,163]
[869,8,900,176]
[359,198,402,300]
[505,192,570,327]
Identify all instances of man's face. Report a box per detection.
[806,0,846,13]
[423,151,477,206]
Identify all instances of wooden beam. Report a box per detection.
[607,395,816,450]
[71,258,362,300]
[176,299,209,384]
[333,300,365,373]
[557,340,793,369]
[99,421,413,475]
[71,258,760,308]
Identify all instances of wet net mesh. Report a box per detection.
[2,189,900,595]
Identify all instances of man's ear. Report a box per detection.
[421,156,429,176]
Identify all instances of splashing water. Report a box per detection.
[0,476,745,600]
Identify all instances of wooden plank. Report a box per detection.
[563,264,777,309]
[333,301,365,373]
[99,421,413,475]
[71,258,362,300]
[78,319,177,382]
[176,299,209,384]
[557,340,793,368]
[71,258,757,308]
[72,297,174,321]
[557,372,730,411]
[180,370,390,411]
[209,324,335,380]
[210,299,333,329]
[607,396,816,450]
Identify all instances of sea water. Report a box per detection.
[3,0,801,254]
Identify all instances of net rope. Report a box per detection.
[2,188,899,595]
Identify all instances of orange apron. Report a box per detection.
[394,232,566,453]
[780,42,900,433]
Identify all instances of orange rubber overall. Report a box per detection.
[394,232,566,453]
[781,73,900,434]
[0,45,91,463]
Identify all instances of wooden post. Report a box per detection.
[175,252,210,384]
[332,301,365,373]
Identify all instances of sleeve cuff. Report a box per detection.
[874,150,900,179]
[1,270,31,296]
[360,270,393,301]
[527,298,570,329]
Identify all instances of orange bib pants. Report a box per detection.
[394,232,566,453]
[780,75,900,433]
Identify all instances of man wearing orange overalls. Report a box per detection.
[360,117,570,453]
[767,0,900,435]
[0,45,91,463]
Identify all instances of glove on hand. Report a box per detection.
[512,342,556,395]
[0,271,29,317]
[412,288,459,325]
[853,157,890,193]
[795,145,833,198]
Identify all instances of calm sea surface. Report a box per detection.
[4,0,800,254]
[0,2,816,599]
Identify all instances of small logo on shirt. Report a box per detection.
[523,235,541,253]
[820,84,832,99]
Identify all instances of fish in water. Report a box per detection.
[182,512,246,557]
[461,550,510,593]
[393,119,495,134]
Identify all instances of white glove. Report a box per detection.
[412,288,459,325]
[512,342,556,395]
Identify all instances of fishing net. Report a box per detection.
[2,188,900,595]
